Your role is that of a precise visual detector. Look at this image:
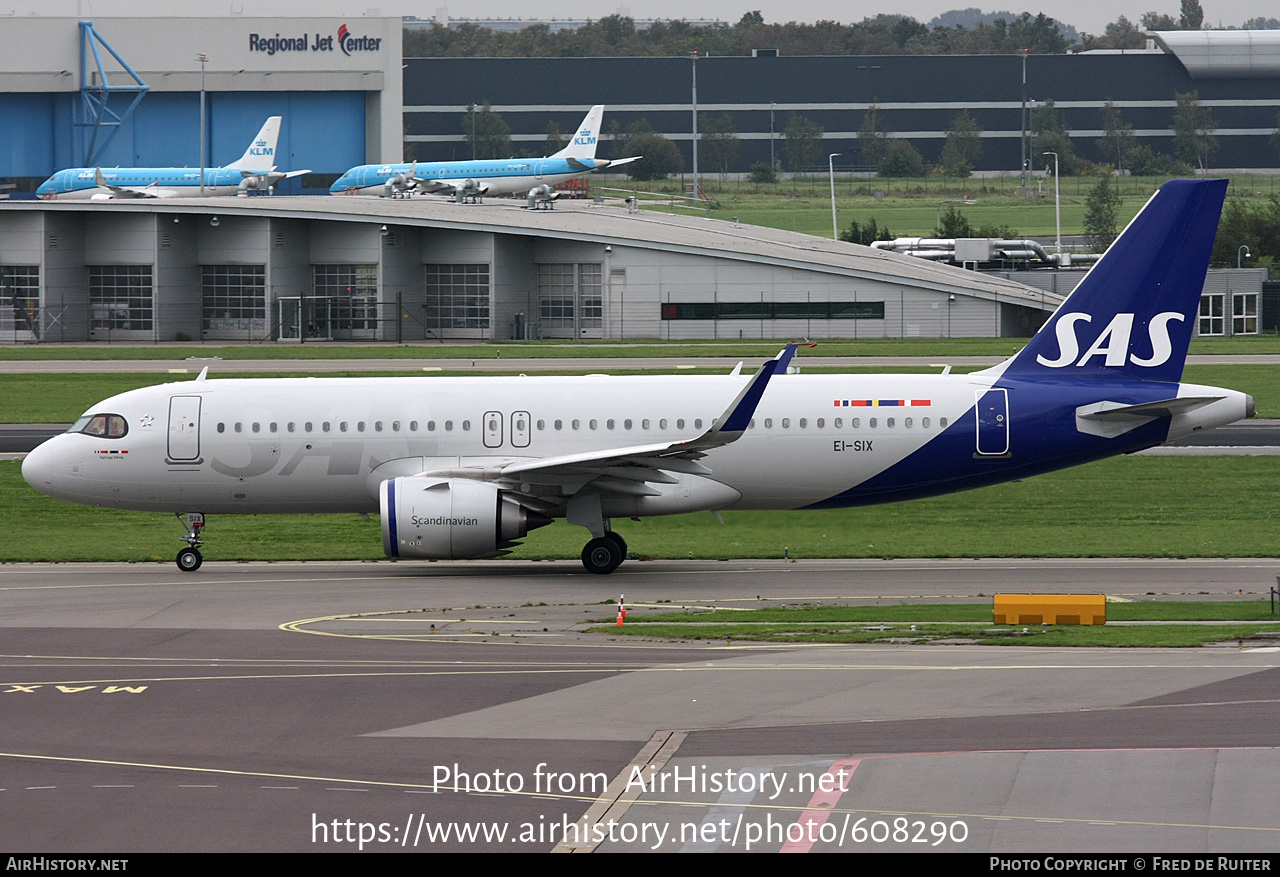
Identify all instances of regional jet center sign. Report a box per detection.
[249,23,382,56]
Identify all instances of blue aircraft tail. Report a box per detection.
[999,178,1226,384]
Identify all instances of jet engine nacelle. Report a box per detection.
[379,476,550,559]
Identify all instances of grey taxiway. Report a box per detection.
[0,558,1276,853]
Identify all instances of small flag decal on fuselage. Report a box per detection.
[833,399,931,407]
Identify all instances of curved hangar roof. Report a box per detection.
[1152,29,1280,79]
[23,195,1056,311]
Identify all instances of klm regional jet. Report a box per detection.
[35,117,309,200]
[330,105,639,205]
[23,180,1251,573]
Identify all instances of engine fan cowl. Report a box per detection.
[380,476,550,559]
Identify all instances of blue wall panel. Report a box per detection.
[282,92,365,175]
[132,94,202,167]
[1,91,365,182]
[0,95,56,177]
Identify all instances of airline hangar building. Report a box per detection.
[0,198,1056,344]
[0,15,403,190]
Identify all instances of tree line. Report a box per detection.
[404,2,1276,59]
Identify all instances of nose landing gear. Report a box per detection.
[175,512,205,571]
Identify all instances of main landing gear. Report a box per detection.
[175,512,205,572]
[581,531,627,575]
[568,493,628,574]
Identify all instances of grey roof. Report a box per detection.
[13,195,1058,310]
[1152,30,1280,79]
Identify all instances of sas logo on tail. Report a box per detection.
[1036,311,1184,368]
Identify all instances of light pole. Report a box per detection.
[1043,151,1061,255]
[829,153,841,240]
[1238,245,1251,269]
[1019,49,1028,190]
[937,198,976,236]
[690,51,699,200]
[196,52,207,196]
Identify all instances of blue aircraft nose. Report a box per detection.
[35,178,54,196]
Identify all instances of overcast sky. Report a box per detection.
[10,1,1273,39]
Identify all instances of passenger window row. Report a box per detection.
[213,414,949,436]
[215,420,476,434]
[535,418,708,431]
[747,416,948,430]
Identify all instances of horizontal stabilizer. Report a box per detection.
[1075,396,1222,439]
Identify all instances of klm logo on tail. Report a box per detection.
[574,128,596,148]
[249,139,274,158]
[1035,312,1184,369]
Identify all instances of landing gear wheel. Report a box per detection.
[176,547,203,572]
[582,537,624,575]
[603,531,627,558]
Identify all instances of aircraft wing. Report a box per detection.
[490,345,794,496]
[416,179,458,195]
[93,169,179,199]
[244,169,312,184]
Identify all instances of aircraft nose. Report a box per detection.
[21,438,55,494]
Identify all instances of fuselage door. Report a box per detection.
[511,411,530,448]
[534,161,544,181]
[483,410,503,448]
[975,388,1009,456]
[168,395,202,461]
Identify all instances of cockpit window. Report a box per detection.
[74,413,128,439]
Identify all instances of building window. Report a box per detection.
[0,266,40,340]
[201,265,266,336]
[425,263,490,333]
[89,265,153,331]
[537,262,602,337]
[661,300,885,320]
[313,264,378,337]
[1198,293,1224,336]
[1232,292,1258,335]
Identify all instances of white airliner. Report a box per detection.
[35,117,309,200]
[329,105,639,205]
[22,180,1251,574]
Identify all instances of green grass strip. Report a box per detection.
[3,455,1280,562]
